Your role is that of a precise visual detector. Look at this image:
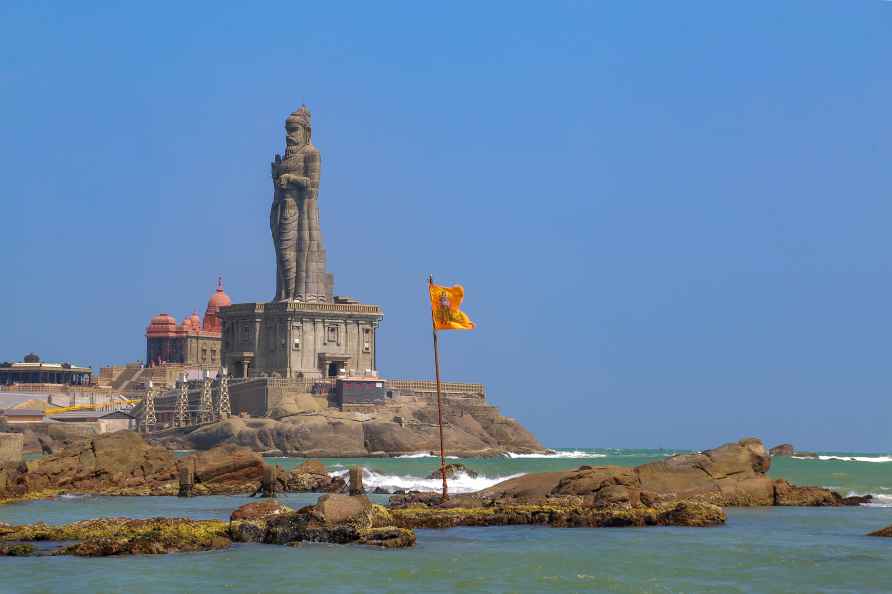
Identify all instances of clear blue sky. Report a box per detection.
[2,2,890,451]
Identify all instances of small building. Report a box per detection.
[47,409,135,433]
[145,278,231,368]
[0,409,46,424]
[0,353,92,386]
[336,376,386,407]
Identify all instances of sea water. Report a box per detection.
[1,449,891,593]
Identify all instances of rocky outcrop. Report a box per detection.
[283,460,345,492]
[232,494,416,548]
[183,444,265,495]
[476,438,855,508]
[0,430,177,500]
[230,500,293,522]
[427,463,478,480]
[0,431,332,503]
[161,397,544,457]
[769,443,795,457]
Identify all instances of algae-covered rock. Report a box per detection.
[0,517,232,557]
[0,543,35,556]
[387,499,726,530]
[357,527,416,548]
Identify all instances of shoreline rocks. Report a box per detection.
[472,438,859,508]
[868,524,892,538]
[0,431,350,504]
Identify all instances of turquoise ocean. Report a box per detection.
[2,448,891,593]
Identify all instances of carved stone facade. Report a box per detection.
[221,106,382,379]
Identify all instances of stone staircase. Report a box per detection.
[111,365,143,390]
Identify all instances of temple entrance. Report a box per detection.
[319,353,351,378]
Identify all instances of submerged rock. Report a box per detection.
[868,524,892,537]
[0,543,35,556]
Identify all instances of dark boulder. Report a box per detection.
[427,463,479,480]
[769,443,795,457]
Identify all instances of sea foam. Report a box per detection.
[395,452,459,459]
[330,467,525,494]
[504,450,607,459]
[795,455,892,463]
[846,492,892,508]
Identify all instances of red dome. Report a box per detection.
[146,313,178,337]
[180,312,200,333]
[202,277,230,334]
[208,278,231,310]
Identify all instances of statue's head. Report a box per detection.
[285,105,311,148]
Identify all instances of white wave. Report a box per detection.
[795,455,892,463]
[395,452,459,459]
[846,492,892,508]
[331,468,524,494]
[504,450,606,459]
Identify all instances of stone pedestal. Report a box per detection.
[221,300,382,379]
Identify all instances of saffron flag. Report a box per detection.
[429,281,476,330]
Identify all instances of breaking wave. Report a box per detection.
[846,492,892,508]
[794,455,892,463]
[504,450,607,459]
[330,467,524,494]
[395,452,459,459]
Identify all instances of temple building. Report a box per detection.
[145,279,231,367]
[221,106,382,379]
[0,353,92,386]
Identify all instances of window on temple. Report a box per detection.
[363,328,371,353]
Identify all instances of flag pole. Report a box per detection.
[429,274,449,501]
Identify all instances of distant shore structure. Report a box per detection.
[145,278,231,368]
[0,353,92,387]
[220,105,382,380]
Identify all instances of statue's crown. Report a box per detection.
[286,104,311,128]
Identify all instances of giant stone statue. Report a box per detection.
[270,105,333,302]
